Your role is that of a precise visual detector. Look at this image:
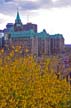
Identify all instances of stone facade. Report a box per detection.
[4,11,64,56]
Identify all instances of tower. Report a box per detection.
[23,23,37,33]
[14,9,23,31]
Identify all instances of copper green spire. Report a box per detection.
[15,8,21,23]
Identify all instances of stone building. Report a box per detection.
[23,23,37,33]
[4,10,64,56]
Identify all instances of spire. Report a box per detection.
[15,8,21,23]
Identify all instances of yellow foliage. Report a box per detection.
[0,48,71,108]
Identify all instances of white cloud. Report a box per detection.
[27,7,71,44]
[52,0,59,2]
[0,13,14,29]
[0,4,71,44]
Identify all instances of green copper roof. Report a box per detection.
[37,29,49,39]
[49,34,64,39]
[8,27,64,39]
[10,29,36,38]
[15,11,21,23]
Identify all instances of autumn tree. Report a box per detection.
[0,48,71,108]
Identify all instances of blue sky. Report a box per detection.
[0,0,71,44]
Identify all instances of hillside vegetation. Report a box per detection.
[0,48,71,108]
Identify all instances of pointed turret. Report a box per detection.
[14,9,23,31]
[15,9,21,24]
